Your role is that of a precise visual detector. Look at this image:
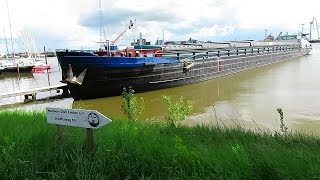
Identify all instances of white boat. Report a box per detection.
[1,58,35,72]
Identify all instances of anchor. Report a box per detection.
[61,64,87,85]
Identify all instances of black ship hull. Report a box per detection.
[57,46,311,100]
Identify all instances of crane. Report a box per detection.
[112,20,136,44]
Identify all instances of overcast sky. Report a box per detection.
[0,0,319,53]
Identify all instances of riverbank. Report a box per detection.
[1,111,320,179]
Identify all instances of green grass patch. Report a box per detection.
[1,111,320,179]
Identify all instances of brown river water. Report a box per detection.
[1,44,320,135]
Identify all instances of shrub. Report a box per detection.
[277,108,288,134]
[162,95,192,126]
[121,87,144,121]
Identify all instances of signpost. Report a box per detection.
[46,107,112,150]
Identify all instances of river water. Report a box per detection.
[1,44,320,134]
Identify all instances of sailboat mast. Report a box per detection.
[5,0,15,59]
[3,27,10,57]
[21,31,31,58]
[310,21,313,41]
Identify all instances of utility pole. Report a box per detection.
[301,23,305,33]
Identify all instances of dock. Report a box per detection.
[0,84,68,100]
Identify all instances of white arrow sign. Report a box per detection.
[46,107,112,129]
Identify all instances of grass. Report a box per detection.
[1,111,320,179]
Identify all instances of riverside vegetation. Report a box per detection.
[1,90,320,179]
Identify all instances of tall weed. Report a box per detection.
[121,87,144,121]
[162,95,192,126]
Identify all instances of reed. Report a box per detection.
[1,111,320,179]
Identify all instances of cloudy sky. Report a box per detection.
[0,0,319,53]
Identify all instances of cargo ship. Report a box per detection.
[56,26,311,100]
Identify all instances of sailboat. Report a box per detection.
[2,0,35,72]
[21,30,50,72]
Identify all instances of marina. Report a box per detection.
[0,57,63,105]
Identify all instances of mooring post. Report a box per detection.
[86,128,94,151]
[44,46,48,65]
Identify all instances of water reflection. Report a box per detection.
[0,72,34,79]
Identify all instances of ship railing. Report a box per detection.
[55,49,95,54]
[162,41,300,51]
[161,44,302,61]
[55,43,303,60]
